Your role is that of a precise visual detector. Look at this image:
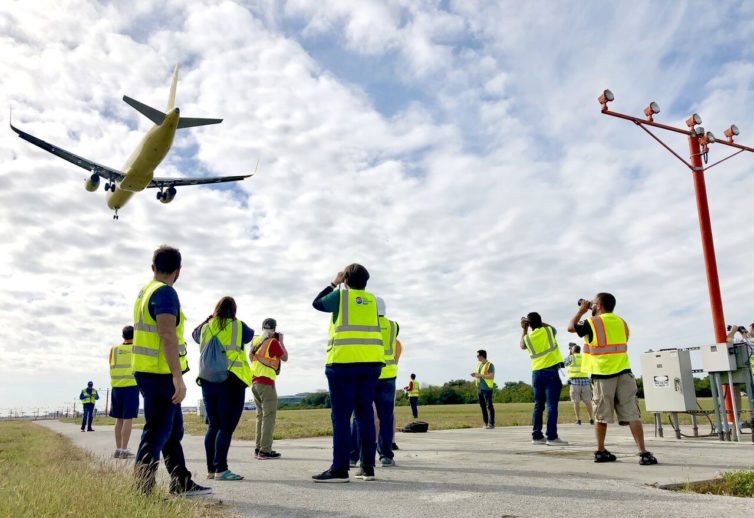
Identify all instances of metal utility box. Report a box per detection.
[700,343,737,372]
[641,349,697,412]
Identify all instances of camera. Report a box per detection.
[726,325,746,334]
[577,298,592,309]
[520,316,529,324]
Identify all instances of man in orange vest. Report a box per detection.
[568,292,657,465]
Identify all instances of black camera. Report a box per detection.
[726,324,746,334]
[521,316,529,324]
[577,298,592,309]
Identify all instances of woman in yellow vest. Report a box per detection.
[192,296,254,481]
[108,325,139,458]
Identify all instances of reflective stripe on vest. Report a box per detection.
[476,361,494,389]
[80,389,97,405]
[408,380,420,396]
[250,335,281,381]
[524,326,564,371]
[567,353,588,379]
[326,289,385,364]
[582,313,631,376]
[132,280,188,374]
[379,317,399,379]
[200,318,252,386]
[109,343,136,388]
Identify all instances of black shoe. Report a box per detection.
[589,419,594,425]
[354,468,375,481]
[312,469,349,483]
[577,420,582,425]
[254,448,259,458]
[80,429,85,432]
[392,442,399,450]
[594,450,617,463]
[639,451,658,465]
[171,480,213,497]
[257,450,281,460]
[87,428,94,432]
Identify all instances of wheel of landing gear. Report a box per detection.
[156,191,163,200]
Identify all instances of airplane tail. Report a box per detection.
[167,64,179,112]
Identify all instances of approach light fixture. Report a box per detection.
[643,102,661,121]
[598,89,614,109]
[702,131,716,145]
[694,126,706,136]
[686,113,702,128]
[723,124,740,142]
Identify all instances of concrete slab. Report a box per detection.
[40,420,753,517]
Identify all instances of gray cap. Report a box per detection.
[376,297,386,316]
[262,318,277,329]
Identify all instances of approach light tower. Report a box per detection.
[599,90,753,434]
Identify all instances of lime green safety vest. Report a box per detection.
[200,318,252,386]
[80,388,97,405]
[109,343,136,388]
[523,326,564,371]
[408,379,420,397]
[567,353,588,379]
[379,317,399,380]
[326,289,384,365]
[250,335,281,381]
[132,280,188,374]
[476,361,494,389]
[582,313,631,376]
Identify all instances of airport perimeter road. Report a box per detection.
[41,421,752,518]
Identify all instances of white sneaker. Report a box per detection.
[120,449,134,458]
[532,438,547,445]
[546,438,569,446]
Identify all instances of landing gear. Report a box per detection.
[156,191,163,200]
[105,183,117,192]
[113,209,119,220]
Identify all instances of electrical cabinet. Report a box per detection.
[641,349,697,412]
[700,343,738,372]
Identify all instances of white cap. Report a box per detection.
[376,297,386,316]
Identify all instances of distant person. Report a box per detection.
[132,245,211,496]
[79,381,99,432]
[311,264,384,483]
[193,296,254,480]
[109,325,139,458]
[565,343,594,425]
[725,324,754,426]
[568,293,657,465]
[404,374,420,418]
[471,350,495,429]
[520,312,567,446]
[250,318,288,460]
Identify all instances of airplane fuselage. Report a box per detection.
[107,108,180,210]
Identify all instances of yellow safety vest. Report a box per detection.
[567,353,588,379]
[109,343,137,388]
[250,335,282,381]
[523,326,564,371]
[379,317,399,380]
[200,318,252,386]
[326,289,384,365]
[408,380,420,396]
[582,313,631,376]
[132,280,188,374]
[476,361,494,389]
[80,388,98,405]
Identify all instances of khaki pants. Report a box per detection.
[252,383,278,453]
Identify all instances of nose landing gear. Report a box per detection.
[113,209,119,220]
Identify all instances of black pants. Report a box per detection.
[478,390,495,426]
[409,396,419,418]
[202,375,246,473]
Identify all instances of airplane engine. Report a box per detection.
[160,186,177,204]
[85,173,100,192]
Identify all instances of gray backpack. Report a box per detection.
[198,331,229,384]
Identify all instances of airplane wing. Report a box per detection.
[148,173,253,189]
[10,121,126,183]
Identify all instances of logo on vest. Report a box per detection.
[355,297,364,305]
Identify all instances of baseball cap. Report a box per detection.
[87,381,93,386]
[376,297,386,316]
[262,318,277,329]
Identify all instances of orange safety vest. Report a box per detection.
[250,337,281,380]
[582,313,631,376]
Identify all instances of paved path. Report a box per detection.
[40,420,753,517]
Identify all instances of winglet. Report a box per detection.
[167,63,179,112]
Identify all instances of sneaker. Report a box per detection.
[120,449,134,459]
[254,448,260,458]
[354,468,376,481]
[594,449,617,463]
[113,450,122,459]
[257,450,281,460]
[639,451,658,466]
[392,442,399,450]
[312,469,350,483]
[546,438,568,446]
[80,428,85,432]
[483,424,490,429]
[589,419,594,425]
[87,428,94,432]
[488,424,495,429]
[172,480,213,497]
[532,438,547,445]
[577,420,582,425]
[349,459,359,467]
[380,457,395,467]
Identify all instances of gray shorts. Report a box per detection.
[569,383,592,403]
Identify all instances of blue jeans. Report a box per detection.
[409,397,419,418]
[326,364,381,473]
[532,368,562,441]
[350,378,397,463]
[134,373,191,493]
[81,403,95,430]
[202,375,246,473]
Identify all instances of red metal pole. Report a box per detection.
[687,135,733,422]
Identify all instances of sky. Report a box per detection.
[2,0,754,415]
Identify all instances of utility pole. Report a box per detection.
[599,90,752,437]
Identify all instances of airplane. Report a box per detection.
[10,64,253,219]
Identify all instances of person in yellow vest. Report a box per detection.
[520,313,568,446]
[471,349,495,429]
[568,292,657,465]
[724,324,754,428]
[79,381,99,431]
[565,343,594,425]
[132,245,211,496]
[250,317,288,460]
[404,374,420,418]
[109,325,139,458]
[311,263,384,483]
[192,296,254,480]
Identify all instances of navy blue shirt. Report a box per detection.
[149,285,180,324]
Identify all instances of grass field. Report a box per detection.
[63,398,722,441]
[0,421,232,518]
